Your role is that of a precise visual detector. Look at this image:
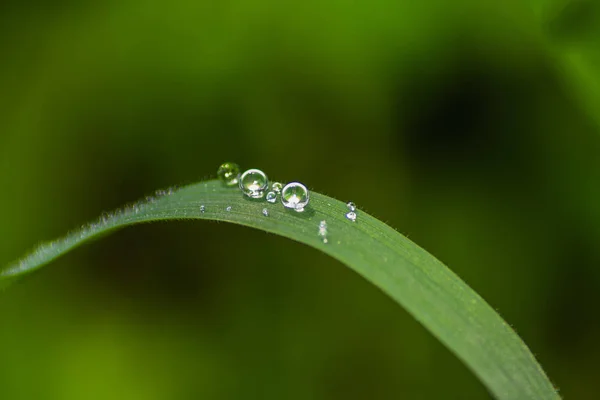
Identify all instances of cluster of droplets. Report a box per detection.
[217,162,310,213]
[217,162,358,244]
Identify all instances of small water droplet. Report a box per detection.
[226,206,232,212]
[318,220,328,243]
[345,211,357,222]
[347,202,356,212]
[218,162,241,186]
[271,182,283,193]
[239,168,269,199]
[266,191,277,203]
[281,182,309,212]
[262,208,269,217]
[200,205,205,213]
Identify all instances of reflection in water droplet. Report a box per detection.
[262,208,269,217]
[266,191,277,203]
[217,162,241,186]
[347,202,356,212]
[239,169,269,199]
[200,205,205,213]
[281,182,309,212]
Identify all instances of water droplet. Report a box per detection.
[226,206,232,212]
[218,162,241,186]
[347,202,356,212]
[281,182,309,212]
[271,182,283,193]
[318,220,328,243]
[239,168,269,199]
[345,211,357,222]
[262,208,269,217]
[200,205,205,213]
[266,191,277,203]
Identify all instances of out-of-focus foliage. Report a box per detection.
[536,0,600,127]
[1,1,599,399]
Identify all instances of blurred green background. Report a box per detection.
[1,0,600,399]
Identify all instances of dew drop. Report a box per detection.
[271,182,283,193]
[266,191,277,203]
[218,162,241,186]
[281,182,309,212]
[239,169,269,199]
[200,205,205,213]
[345,211,357,222]
[226,206,232,212]
[262,208,269,217]
[318,220,328,243]
[347,202,356,212]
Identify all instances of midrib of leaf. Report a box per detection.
[0,180,559,400]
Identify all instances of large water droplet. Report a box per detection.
[266,191,277,203]
[239,169,268,199]
[281,182,309,212]
[218,162,241,186]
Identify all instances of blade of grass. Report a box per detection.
[0,179,559,399]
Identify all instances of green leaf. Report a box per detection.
[1,180,559,399]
